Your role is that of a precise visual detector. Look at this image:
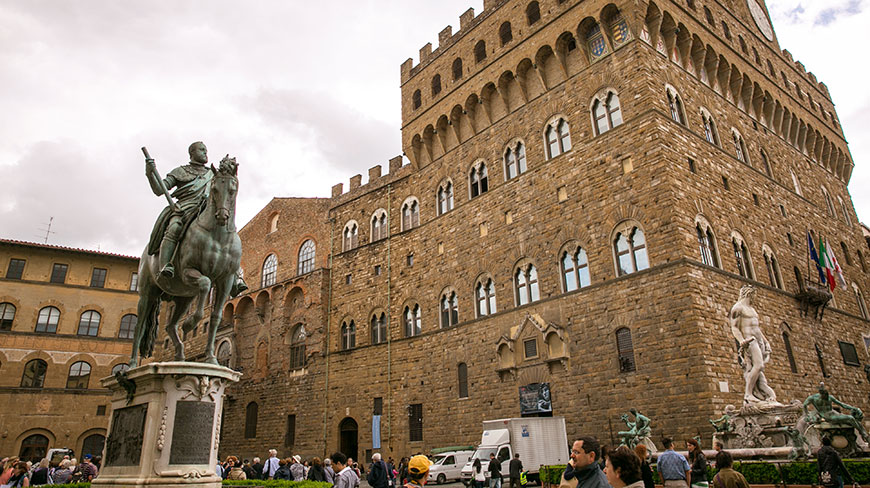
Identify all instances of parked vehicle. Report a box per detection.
[47,448,74,465]
[428,450,474,484]
[460,417,569,485]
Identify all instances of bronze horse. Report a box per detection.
[130,156,242,367]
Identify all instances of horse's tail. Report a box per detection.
[139,299,161,359]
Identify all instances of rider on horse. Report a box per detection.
[145,141,248,296]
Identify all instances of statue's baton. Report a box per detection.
[142,147,180,213]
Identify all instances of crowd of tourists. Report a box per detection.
[0,453,99,487]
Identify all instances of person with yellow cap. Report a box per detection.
[404,455,433,488]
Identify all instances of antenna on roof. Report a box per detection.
[38,216,56,244]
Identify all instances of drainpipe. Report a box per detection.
[323,215,335,457]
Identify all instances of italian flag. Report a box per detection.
[818,238,836,291]
[826,240,848,288]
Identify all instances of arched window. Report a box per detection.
[474,40,487,62]
[760,150,772,177]
[616,327,636,372]
[499,22,513,46]
[18,434,49,463]
[401,198,420,231]
[81,434,106,458]
[666,87,685,125]
[586,23,608,62]
[593,91,623,135]
[504,141,527,180]
[21,359,47,387]
[67,361,91,389]
[440,290,459,328]
[841,242,852,266]
[217,340,232,367]
[343,221,359,251]
[412,89,421,110]
[289,324,306,369]
[703,6,714,25]
[262,254,278,287]
[822,187,836,219]
[437,181,454,216]
[111,363,129,375]
[696,222,720,268]
[452,57,463,81]
[469,161,489,198]
[701,109,720,145]
[545,118,572,159]
[614,226,649,276]
[763,246,783,289]
[371,312,387,345]
[404,304,422,337]
[371,210,388,242]
[526,2,541,24]
[791,171,803,196]
[269,213,279,233]
[78,310,101,336]
[431,74,441,96]
[476,277,497,317]
[732,131,750,165]
[686,0,696,10]
[0,302,15,330]
[458,362,469,398]
[782,325,798,373]
[721,21,732,40]
[752,47,761,64]
[857,250,866,273]
[838,197,851,226]
[854,284,868,320]
[731,234,754,279]
[341,320,356,350]
[515,263,540,306]
[119,314,136,339]
[738,36,748,54]
[245,402,258,438]
[298,239,316,275]
[35,306,60,333]
[562,246,591,292]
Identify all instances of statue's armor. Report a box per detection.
[147,163,213,256]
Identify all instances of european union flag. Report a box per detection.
[807,231,825,284]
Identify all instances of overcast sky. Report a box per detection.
[0,0,867,257]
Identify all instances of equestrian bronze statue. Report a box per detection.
[130,142,246,367]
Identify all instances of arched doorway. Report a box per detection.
[19,434,49,463]
[338,417,358,461]
[81,433,106,458]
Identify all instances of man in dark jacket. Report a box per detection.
[817,436,854,488]
[368,453,390,488]
[251,457,264,480]
[509,454,524,488]
[488,453,502,488]
[563,436,609,488]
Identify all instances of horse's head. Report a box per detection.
[210,155,239,227]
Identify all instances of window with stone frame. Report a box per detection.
[297,239,316,275]
[854,284,869,320]
[440,290,459,328]
[50,263,68,283]
[34,306,58,333]
[119,314,136,339]
[111,363,129,376]
[838,197,851,226]
[66,361,91,389]
[858,250,867,273]
[526,1,541,25]
[545,118,572,159]
[781,325,798,373]
[78,310,101,336]
[515,263,540,306]
[732,131,750,165]
[289,324,306,369]
[731,234,754,279]
[614,225,649,276]
[412,89,421,110]
[408,403,423,442]
[840,242,852,266]
[343,221,360,251]
[759,150,773,177]
[499,22,513,46]
[21,359,47,388]
[90,268,107,288]
[838,341,860,366]
[815,343,829,377]
[791,171,803,196]
[437,181,454,216]
[6,258,25,279]
[452,58,463,81]
[561,246,591,292]
[458,362,469,398]
[822,187,836,219]
[0,302,15,330]
[469,161,489,198]
[371,312,387,345]
[262,254,278,287]
[285,414,296,447]
[523,338,539,359]
[666,87,686,125]
[217,340,232,367]
[592,91,623,135]
[696,223,720,268]
[703,6,714,26]
[401,198,420,231]
[475,277,497,317]
[701,109,720,146]
[504,141,527,181]
[370,210,388,242]
[130,272,139,291]
[341,320,356,350]
[721,21,732,40]
[404,304,422,337]
[616,327,636,372]
[245,402,258,438]
[474,40,486,62]
[763,246,783,290]
[431,74,441,97]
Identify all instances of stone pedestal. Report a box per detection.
[93,362,240,488]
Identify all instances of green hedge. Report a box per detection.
[779,461,817,485]
[845,461,870,484]
[539,465,567,485]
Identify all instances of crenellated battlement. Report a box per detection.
[330,155,407,203]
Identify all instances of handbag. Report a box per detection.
[559,471,578,488]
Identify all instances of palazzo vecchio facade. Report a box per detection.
[159,0,870,462]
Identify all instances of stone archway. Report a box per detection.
[19,433,49,463]
[338,417,358,461]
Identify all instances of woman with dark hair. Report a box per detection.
[473,458,486,488]
[6,461,31,487]
[687,439,708,488]
[605,446,643,488]
[712,451,749,488]
[308,457,327,482]
[634,444,654,488]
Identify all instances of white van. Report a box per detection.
[427,450,474,484]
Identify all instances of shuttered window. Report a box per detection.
[839,341,860,366]
[245,402,258,438]
[782,331,798,373]
[285,414,296,447]
[408,403,423,442]
[458,363,468,398]
[616,327,636,372]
